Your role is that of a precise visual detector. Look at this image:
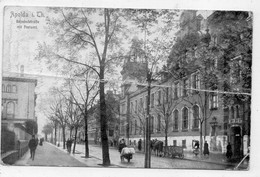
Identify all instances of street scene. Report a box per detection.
[1,5,252,171]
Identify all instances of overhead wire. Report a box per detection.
[3,71,251,96]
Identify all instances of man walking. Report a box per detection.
[28,135,38,160]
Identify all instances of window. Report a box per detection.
[173,110,179,130]
[224,108,229,135]
[173,140,177,146]
[150,116,154,133]
[157,114,161,132]
[231,106,234,119]
[151,93,154,108]
[192,73,200,93]
[130,102,133,113]
[6,85,12,92]
[235,105,240,119]
[182,107,188,130]
[6,102,15,119]
[121,104,125,114]
[183,79,188,96]
[174,82,180,99]
[193,105,199,129]
[209,93,218,109]
[182,140,186,148]
[158,90,161,105]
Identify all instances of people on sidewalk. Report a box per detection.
[28,135,38,160]
[138,139,142,151]
[66,138,73,154]
[203,141,209,157]
[193,141,200,156]
[226,142,232,159]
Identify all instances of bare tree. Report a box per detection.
[153,86,182,149]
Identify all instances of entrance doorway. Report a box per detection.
[230,126,242,158]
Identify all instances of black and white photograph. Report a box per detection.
[0,0,258,177]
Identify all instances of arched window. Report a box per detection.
[193,105,199,129]
[6,85,12,93]
[12,85,17,93]
[173,110,179,130]
[6,102,15,119]
[2,84,5,92]
[182,107,188,130]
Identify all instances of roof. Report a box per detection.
[2,76,37,85]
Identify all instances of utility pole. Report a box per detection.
[144,71,152,168]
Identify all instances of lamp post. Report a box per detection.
[144,71,152,168]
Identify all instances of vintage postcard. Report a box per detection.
[0,0,258,177]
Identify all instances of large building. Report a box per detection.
[1,73,37,142]
[119,10,251,158]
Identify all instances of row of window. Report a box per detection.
[128,105,201,135]
[2,84,17,93]
[128,73,204,113]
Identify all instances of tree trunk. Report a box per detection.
[200,121,203,155]
[73,127,78,154]
[145,72,151,168]
[69,128,73,139]
[54,123,57,145]
[62,126,66,149]
[99,64,110,166]
[84,109,90,158]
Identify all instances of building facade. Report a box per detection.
[2,76,37,141]
[119,10,251,158]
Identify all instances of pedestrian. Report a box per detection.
[66,138,72,154]
[28,135,38,160]
[193,141,199,156]
[226,142,232,159]
[203,141,209,156]
[138,139,142,151]
[118,139,126,154]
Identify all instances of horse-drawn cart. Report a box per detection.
[164,146,184,158]
[120,147,135,162]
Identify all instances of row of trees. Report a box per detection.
[36,8,179,166]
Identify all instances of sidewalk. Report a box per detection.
[101,144,249,169]
[14,142,91,167]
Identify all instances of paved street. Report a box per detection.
[13,141,248,170]
[72,144,235,169]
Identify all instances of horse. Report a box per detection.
[151,139,164,157]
